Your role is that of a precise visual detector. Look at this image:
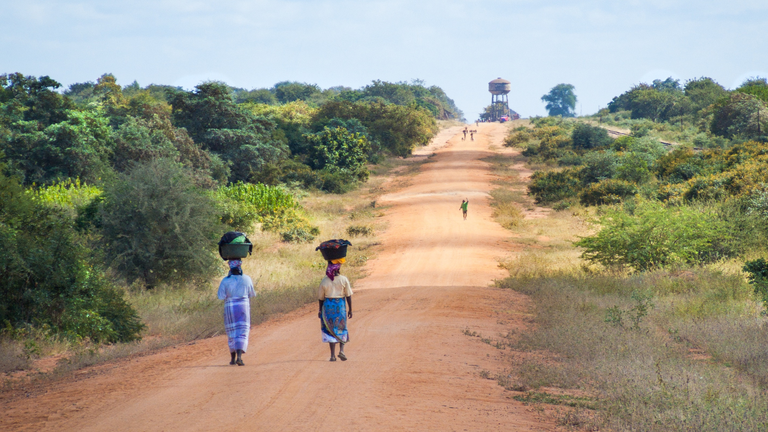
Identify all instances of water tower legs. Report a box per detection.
[490,94,510,122]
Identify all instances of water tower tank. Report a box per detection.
[489,78,511,95]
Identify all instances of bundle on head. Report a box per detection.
[315,239,352,262]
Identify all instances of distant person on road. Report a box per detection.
[470,130,475,141]
[460,199,469,220]
[462,128,467,140]
[318,259,353,361]
[218,259,257,366]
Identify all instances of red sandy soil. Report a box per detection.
[1,123,554,432]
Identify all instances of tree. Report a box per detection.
[306,126,371,181]
[711,93,768,139]
[313,100,437,157]
[541,84,577,117]
[684,77,728,112]
[274,81,321,104]
[736,77,768,104]
[168,82,288,182]
[100,159,222,288]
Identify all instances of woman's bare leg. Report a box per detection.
[230,351,236,365]
[329,342,337,361]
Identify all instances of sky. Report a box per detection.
[2,0,767,119]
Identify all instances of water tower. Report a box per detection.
[488,77,511,121]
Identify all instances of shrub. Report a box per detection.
[572,123,612,150]
[654,147,704,182]
[504,128,532,147]
[100,159,221,288]
[534,125,571,159]
[347,224,374,237]
[711,93,768,139]
[576,200,732,271]
[579,151,620,186]
[626,136,667,164]
[743,259,768,309]
[528,169,580,204]
[316,169,360,194]
[611,136,635,151]
[579,179,638,206]
[557,152,583,166]
[313,100,437,157]
[305,126,370,181]
[616,153,652,184]
[280,225,320,243]
[0,159,142,342]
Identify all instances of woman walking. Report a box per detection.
[318,259,353,361]
[217,259,256,366]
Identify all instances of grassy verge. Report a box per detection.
[481,144,768,430]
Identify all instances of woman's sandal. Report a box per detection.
[338,352,347,361]
[330,357,336,362]
[236,359,244,366]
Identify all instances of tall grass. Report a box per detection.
[218,182,299,213]
[497,266,768,431]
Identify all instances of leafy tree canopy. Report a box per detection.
[541,84,577,117]
[168,82,288,182]
[305,126,371,181]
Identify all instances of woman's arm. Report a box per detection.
[346,296,353,318]
[318,300,324,319]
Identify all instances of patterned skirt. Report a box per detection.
[321,297,349,344]
[224,297,251,352]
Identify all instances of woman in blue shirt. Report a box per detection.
[217,260,256,366]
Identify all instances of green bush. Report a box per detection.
[316,169,360,194]
[711,93,768,139]
[313,100,437,157]
[305,126,370,181]
[100,159,221,288]
[616,153,652,184]
[579,179,638,206]
[528,169,581,204]
[557,152,583,166]
[579,151,620,186]
[576,200,732,271]
[744,259,768,309]
[504,127,532,147]
[572,123,612,150]
[280,225,320,243]
[611,136,635,151]
[0,158,142,342]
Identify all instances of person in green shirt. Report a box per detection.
[460,199,468,220]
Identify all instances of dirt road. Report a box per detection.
[2,123,552,431]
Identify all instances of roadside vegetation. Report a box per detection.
[480,76,768,430]
[0,72,459,380]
